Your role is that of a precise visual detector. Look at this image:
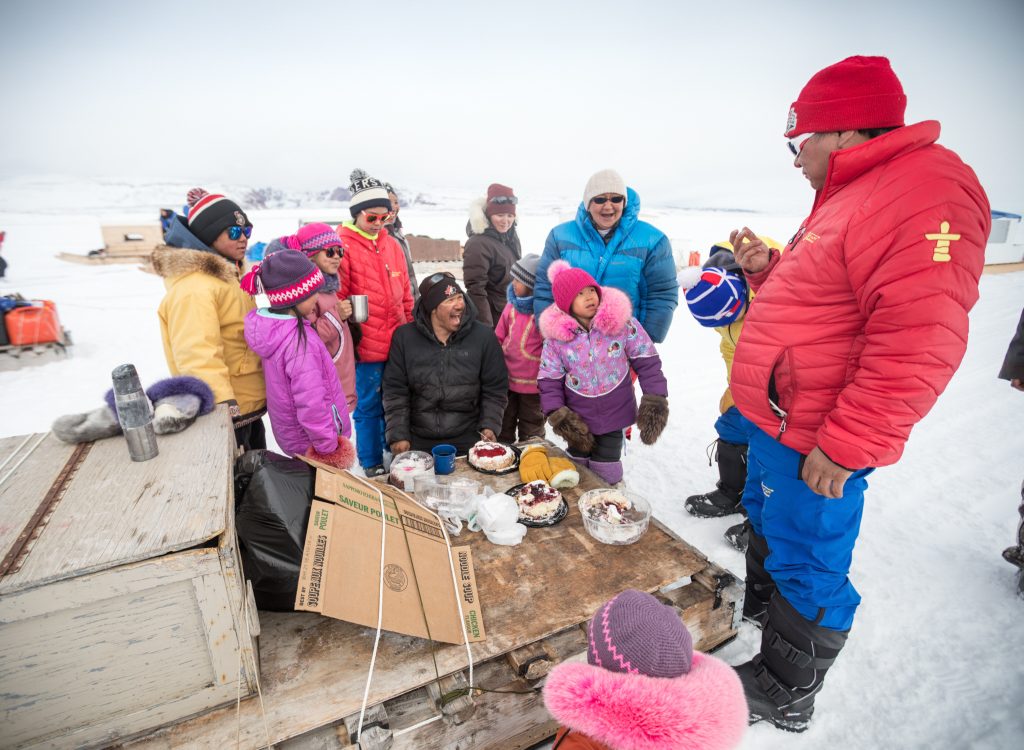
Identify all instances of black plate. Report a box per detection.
[505,482,569,527]
[467,443,522,476]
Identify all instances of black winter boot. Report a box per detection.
[685,439,747,518]
[736,595,849,733]
[724,519,749,552]
[742,529,775,627]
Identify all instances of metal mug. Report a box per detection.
[349,295,369,323]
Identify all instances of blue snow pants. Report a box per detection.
[354,361,386,469]
[741,427,873,631]
[714,405,754,445]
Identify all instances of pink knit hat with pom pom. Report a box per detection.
[549,259,600,313]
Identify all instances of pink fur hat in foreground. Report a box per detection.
[544,652,748,750]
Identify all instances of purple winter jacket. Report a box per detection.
[244,309,352,456]
[538,286,667,435]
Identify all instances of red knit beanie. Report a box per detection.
[485,183,517,218]
[785,55,906,138]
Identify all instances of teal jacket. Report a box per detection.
[534,187,678,343]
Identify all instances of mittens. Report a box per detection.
[547,457,580,489]
[52,405,122,444]
[519,444,552,483]
[636,394,669,445]
[306,435,356,470]
[518,444,580,489]
[146,376,216,435]
[547,406,595,455]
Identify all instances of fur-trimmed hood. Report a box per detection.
[543,652,747,750]
[539,285,632,342]
[151,245,240,284]
[466,196,519,238]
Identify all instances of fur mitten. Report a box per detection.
[146,376,215,435]
[548,457,580,489]
[52,405,122,444]
[636,394,669,445]
[548,406,594,455]
[306,435,356,470]
[518,445,552,483]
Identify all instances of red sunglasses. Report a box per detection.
[362,211,391,225]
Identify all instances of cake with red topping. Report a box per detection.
[514,480,563,520]
[468,440,517,472]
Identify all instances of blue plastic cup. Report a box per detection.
[432,444,457,475]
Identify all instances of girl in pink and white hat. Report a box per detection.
[241,250,355,468]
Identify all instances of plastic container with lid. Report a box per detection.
[389,450,434,492]
[577,488,651,545]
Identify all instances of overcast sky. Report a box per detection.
[1,0,1021,213]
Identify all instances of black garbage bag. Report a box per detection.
[234,449,316,611]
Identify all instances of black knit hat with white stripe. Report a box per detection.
[348,168,392,218]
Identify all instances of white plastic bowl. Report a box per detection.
[577,488,651,545]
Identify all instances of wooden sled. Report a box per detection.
[126,441,742,750]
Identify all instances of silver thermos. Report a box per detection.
[112,363,159,461]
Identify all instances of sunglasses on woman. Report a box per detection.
[321,247,343,258]
[489,195,518,206]
[227,225,253,240]
[590,195,625,205]
[361,211,391,225]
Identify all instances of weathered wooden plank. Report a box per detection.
[0,552,245,750]
[0,408,233,596]
[0,433,73,569]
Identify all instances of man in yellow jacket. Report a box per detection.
[152,190,266,449]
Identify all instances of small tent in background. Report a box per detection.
[986,210,1024,266]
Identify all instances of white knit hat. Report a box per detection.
[582,169,627,206]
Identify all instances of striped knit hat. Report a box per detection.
[684,266,747,328]
[348,168,392,218]
[239,250,324,309]
[296,223,342,255]
[187,192,250,247]
[587,589,692,679]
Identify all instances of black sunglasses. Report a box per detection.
[227,225,253,240]
[591,196,625,205]
[322,247,343,259]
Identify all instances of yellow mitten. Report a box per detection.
[548,457,580,489]
[519,445,552,483]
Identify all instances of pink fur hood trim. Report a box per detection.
[539,285,633,342]
[543,652,748,750]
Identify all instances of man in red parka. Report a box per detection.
[728,56,990,732]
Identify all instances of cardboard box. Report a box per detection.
[295,466,485,645]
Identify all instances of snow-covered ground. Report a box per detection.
[1,195,1021,749]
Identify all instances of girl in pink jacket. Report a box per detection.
[241,250,355,468]
[494,255,545,442]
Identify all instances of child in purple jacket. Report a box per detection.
[241,250,355,468]
[495,254,545,442]
[538,260,669,485]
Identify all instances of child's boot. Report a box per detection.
[685,439,747,517]
[589,460,623,487]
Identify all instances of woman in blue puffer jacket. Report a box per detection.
[534,169,679,343]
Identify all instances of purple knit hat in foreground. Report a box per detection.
[587,589,693,678]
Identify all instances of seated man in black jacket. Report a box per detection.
[383,272,508,455]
